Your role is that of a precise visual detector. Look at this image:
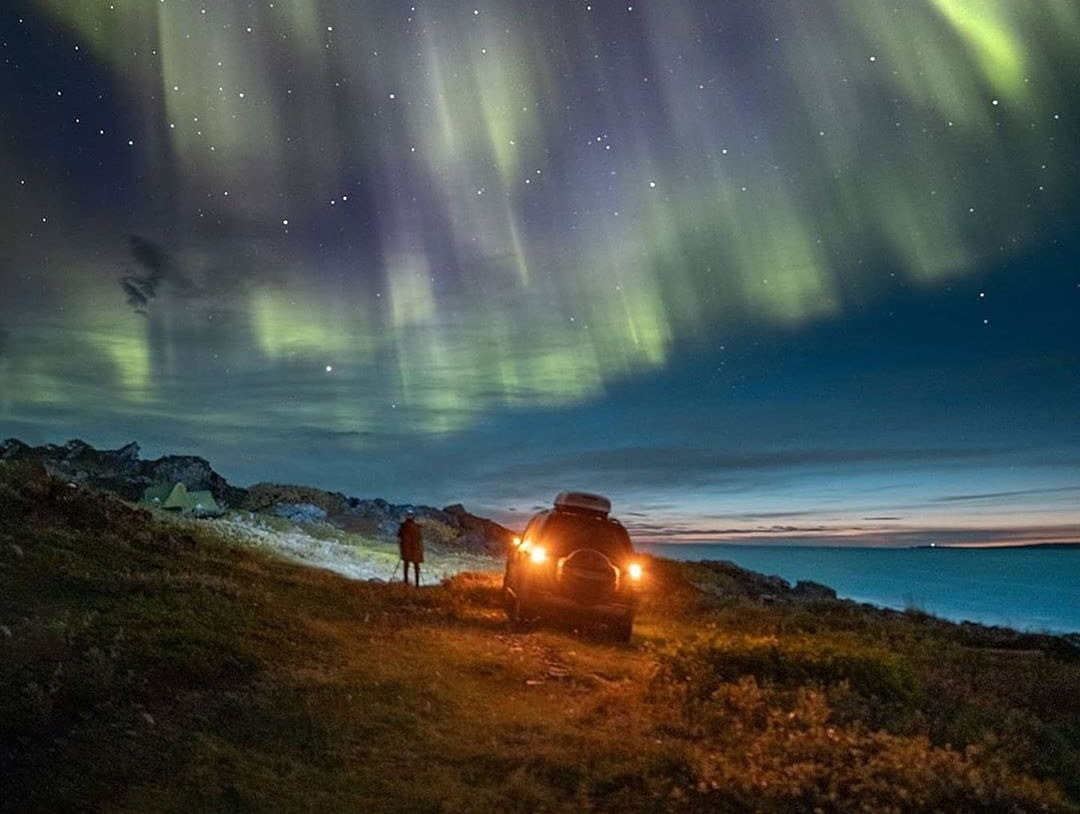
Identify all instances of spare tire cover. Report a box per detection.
[558,549,617,605]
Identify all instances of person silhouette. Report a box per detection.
[397,514,424,586]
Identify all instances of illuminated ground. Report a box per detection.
[200,511,501,584]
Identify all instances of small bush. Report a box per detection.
[658,634,922,706]
[0,614,131,741]
[655,676,1063,811]
[441,572,504,609]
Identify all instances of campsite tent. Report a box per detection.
[142,483,172,506]
[143,482,223,517]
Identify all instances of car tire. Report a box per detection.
[505,589,530,630]
[612,617,633,642]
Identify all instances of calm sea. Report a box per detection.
[638,543,1080,634]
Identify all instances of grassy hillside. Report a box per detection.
[2,465,1078,812]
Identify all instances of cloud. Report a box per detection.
[283,426,374,442]
[625,522,831,537]
[118,235,193,314]
[485,444,1009,493]
[702,510,821,521]
[934,485,1080,503]
[638,524,1080,546]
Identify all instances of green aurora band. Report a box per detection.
[2,0,1078,443]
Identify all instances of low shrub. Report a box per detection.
[679,678,1063,812]
[658,633,922,706]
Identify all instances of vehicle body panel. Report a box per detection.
[504,499,640,638]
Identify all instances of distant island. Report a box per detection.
[912,542,1080,550]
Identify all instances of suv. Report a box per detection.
[503,492,643,641]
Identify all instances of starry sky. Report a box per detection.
[1,0,1078,545]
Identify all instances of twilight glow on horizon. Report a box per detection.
[1,0,1078,545]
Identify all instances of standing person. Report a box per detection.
[397,514,424,586]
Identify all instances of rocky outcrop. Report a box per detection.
[441,504,517,555]
[0,438,245,506]
[0,438,514,555]
[676,559,840,604]
[244,485,516,554]
[335,499,508,553]
[273,503,329,524]
[793,580,838,600]
[242,483,349,516]
[144,455,244,506]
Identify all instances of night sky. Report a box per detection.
[1,1,1078,544]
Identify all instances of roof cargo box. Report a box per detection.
[554,491,611,518]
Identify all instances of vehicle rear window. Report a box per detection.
[537,513,633,560]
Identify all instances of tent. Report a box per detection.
[143,482,223,517]
[142,483,173,506]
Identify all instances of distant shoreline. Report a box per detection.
[638,541,1080,634]
[911,542,1080,550]
[642,540,1080,550]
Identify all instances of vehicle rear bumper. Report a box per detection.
[516,589,635,621]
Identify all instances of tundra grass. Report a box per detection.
[1,468,1078,811]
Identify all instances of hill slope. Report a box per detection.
[0,437,515,554]
[2,466,1078,811]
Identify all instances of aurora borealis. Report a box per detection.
[1,0,1078,543]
